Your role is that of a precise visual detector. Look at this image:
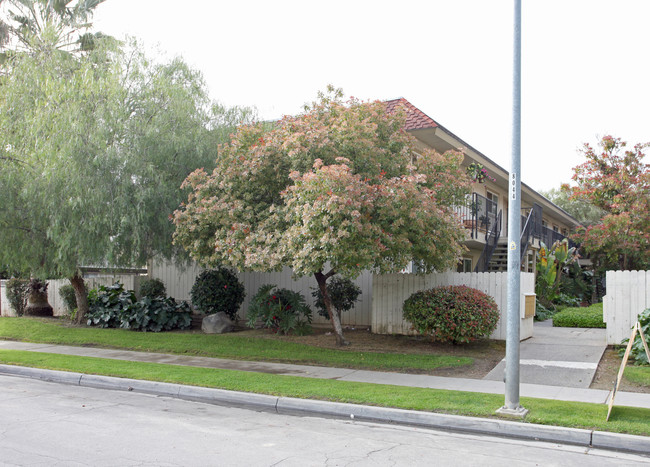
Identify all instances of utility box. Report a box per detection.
[524,294,536,319]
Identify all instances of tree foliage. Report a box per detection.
[535,239,579,309]
[0,40,253,322]
[0,0,107,55]
[568,136,649,271]
[173,88,471,344]
[541,187,604,226]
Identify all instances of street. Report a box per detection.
[0,375,646,466]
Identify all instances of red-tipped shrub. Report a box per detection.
[403,285,499,344]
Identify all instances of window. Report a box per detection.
[457,258,472,273]
[486,191,499,216]
[553,225,559,232]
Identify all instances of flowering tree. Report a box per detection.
[569,136,649,271]
[173,89,471,345]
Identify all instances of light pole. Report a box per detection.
[497,0,528,418]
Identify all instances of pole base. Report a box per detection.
[496,405,529,419]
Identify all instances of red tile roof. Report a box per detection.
[384,98,439,130]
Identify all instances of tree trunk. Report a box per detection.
[71,273,89,325]
[314,271,349,346]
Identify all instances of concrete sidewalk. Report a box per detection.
[485,320,608,388]
[1,338,648,410]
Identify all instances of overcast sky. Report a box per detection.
[94,0,649,193]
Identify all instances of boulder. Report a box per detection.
[201,312,235,334]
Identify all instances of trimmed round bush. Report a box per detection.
[139,278,166,298]
[190,268,245,320]
[403,285,499,344]
[312,276,362,320]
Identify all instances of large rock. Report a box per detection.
[201,312,235,334]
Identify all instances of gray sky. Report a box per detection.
[94,0,649,193]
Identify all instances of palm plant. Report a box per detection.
[0,0,107,54]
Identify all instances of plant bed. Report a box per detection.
[590,347,650,394]
[552,303,605,328]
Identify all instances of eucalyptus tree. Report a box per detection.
[0,40,253,322]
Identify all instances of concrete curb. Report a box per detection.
[1,364,648,456]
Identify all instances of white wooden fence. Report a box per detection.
[150,259,373,326]
[0,275,145,317]
[372,272,535,340]
[2,264,535,341]
[603,270,650,345]
[150,260,534,339]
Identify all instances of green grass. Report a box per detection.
[626,366,650,386]
[0,349,648,436]
[553,302,605,328]
[0,317,471,372]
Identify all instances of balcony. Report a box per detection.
[457,193,500,241]
[539,225,577,250]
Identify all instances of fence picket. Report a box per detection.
[605,270,650,345]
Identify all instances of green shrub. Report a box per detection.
[59,284,81,313]
[247,284,312,335]
[312,276,362,320]
[190,268,245,320]
[403,285,499,344]
[121,296,192,332]
[620,308,650,365]
[534,303,552,321]
[87,282,192,332]
[554,293,581,308]
[139,278,166,298]
[6,278,30,316]
[560,264,594,304]
[87,282,136,328]
[552,303,605,328]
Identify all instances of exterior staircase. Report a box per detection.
[487,241,508,272]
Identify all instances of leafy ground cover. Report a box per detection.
[0,318,473,373]
[0,349,648,436]
[553,303,605,328]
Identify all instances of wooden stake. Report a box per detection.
[607,322,650,421]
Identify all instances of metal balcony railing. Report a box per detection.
[540,226,577,249]
[456,193,500,241]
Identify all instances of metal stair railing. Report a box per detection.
[520,208,536,264]
[474,209,502,272]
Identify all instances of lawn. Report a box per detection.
[0,317,472,372]
[626,366,650,387]
[0,349,648,436]
[553,302,605,328]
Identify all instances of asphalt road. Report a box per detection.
[1,375,647,467]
